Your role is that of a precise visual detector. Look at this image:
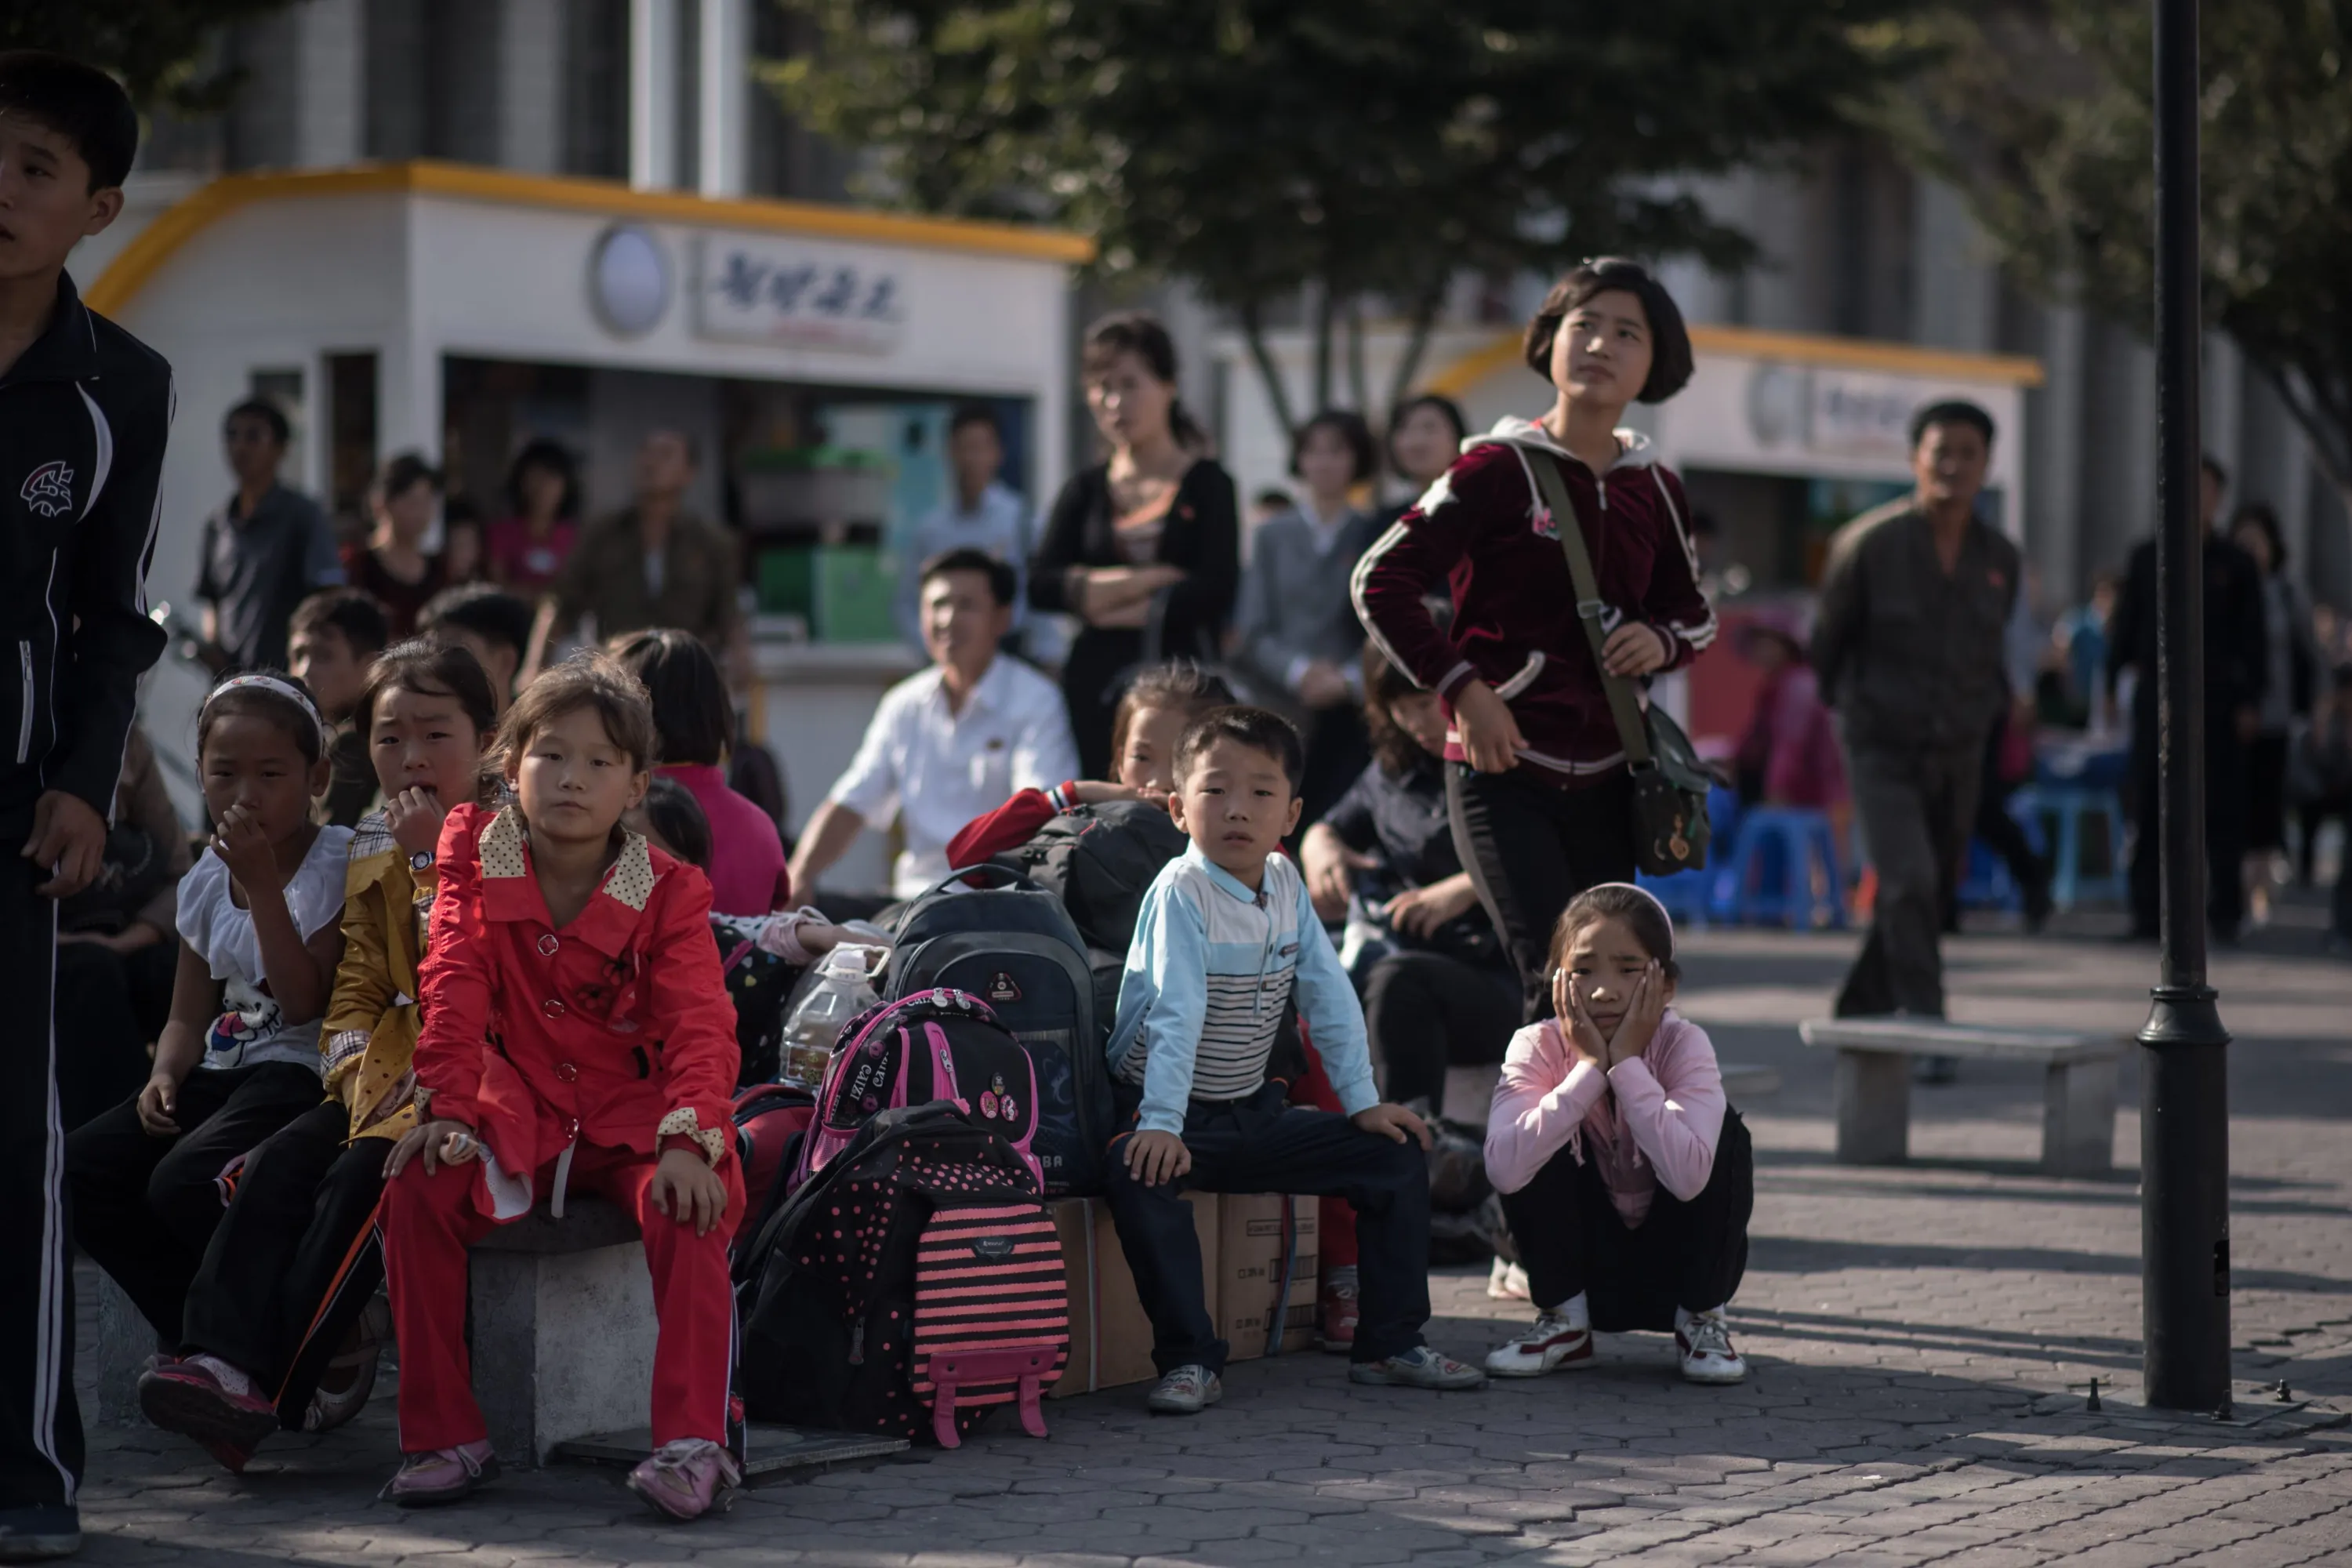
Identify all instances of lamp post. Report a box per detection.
[2139,0,2233,1414]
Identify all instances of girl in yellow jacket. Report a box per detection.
[137,640,500,1469]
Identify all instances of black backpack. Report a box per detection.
[990,799,1189,954]
[888,867,1109,1196]
[737,1102,1065,1447]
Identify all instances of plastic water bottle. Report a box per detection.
[780,944,882,1088]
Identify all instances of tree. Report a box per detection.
[1,1,301,115]
[767,0,1926,436]
[1884,2,2352,514]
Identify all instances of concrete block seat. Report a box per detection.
[1798,1018,2125,1176]
[93,1196,661,1467]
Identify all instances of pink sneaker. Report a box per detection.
[138,1355,279,1461]
[626,1438,742,1521]
[382,1440,500,1508]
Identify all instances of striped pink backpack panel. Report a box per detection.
[909,1202,1069,1446]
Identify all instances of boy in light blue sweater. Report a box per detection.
[1106,706,1487,1414]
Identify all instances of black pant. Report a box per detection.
[53,938,176,1134]
[1105,1082,1431,1375]
[2127,705,2247,937]
[1838,742,1980,1018]
[180,1101,387,1427]
[1498,1109,1753,1331]
[1947,725,2048,931]
[1363,950,1520,1108]
[1447,764,1637,1023]
[65,1062,323,1347]
[0,856,75,1509]
[1062,626,1147,782]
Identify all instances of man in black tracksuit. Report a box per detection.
[0,56,173,1562]
[2107,456,2268,943]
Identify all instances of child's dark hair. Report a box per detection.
[1173,706,1304,793]
[373,451,441,503]
[0,53,139,191]
[637,775,713,870]
[289,586,390,661]
[1546,884,1680,984]
[1289,408,1377,485]
[356,638,499,767]
[610,627,733,767]
[496,652,656,775]
[1523,258,1693,405]
[419,582,535,658]
[197,670,325,767]
[1110,661,1236,764]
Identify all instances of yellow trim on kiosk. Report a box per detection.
[86,160,1097,316]
[1424,321,2045,398]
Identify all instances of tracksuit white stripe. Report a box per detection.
[34,899,72,1498]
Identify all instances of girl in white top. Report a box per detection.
[65,673,352,1354]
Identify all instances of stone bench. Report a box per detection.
[1798,1018,2124,1176]
[91,1196,659,1466]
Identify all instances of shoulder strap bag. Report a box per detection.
[1526,452,1714,875]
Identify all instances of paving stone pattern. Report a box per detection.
[71,916,2352,1566]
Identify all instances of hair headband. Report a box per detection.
[1586,881,1677,947]
[203,673,329,752]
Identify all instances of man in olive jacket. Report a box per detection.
[1813,402,2020,1022]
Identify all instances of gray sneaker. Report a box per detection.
[1145,1364,1223,1415]
[1348,1345,1488,1390]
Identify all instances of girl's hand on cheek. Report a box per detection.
[1607,962,1667,1067]
[1554,970,1608,1073]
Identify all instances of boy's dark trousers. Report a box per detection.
[180,1102,390,1427]
[1498,1109,1753,1332]
[0,860,76,1508]
[1105,1081,1431,1377]
[64,1062,324,1347]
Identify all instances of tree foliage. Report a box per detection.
[1885,1,2352,500]
[767,0,1924,434]
[0,0,300,115]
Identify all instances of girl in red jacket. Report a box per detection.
[1352,259,1717,1022]
[379,654,744,1519]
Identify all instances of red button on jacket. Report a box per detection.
[416,803,740,1189]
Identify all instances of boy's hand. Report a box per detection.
[1123,1129,1192,1186]
[135,1072,183,1138]
[1352,1102,1434,1150]
[383,1117,480,1180]
[648,1147,729,1236]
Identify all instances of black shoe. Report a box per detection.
[0,1504,80,1563]
[2022,879,2055,935]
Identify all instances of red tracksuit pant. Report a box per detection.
[383,1142,744,1453]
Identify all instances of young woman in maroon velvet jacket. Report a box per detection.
[1352,259,1718,1021]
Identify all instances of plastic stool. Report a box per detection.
[1713,807,1847,928]
[1639,866,1713,929]
[2013,786,2128,910]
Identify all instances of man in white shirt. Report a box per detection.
[794,547,1080,899]
[895,406,1040,655]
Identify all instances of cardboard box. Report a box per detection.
[1216,1194,1319,1362]
[1047,1192,1217,1398]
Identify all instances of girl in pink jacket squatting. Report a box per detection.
[1483,884,1753,1385]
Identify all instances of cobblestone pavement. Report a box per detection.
[69,909,2352,1566]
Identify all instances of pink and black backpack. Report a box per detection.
[791,989,1044,1196]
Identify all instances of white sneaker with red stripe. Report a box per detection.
[1676,1309,1747,1384]
[1483,1311,1594,1377]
